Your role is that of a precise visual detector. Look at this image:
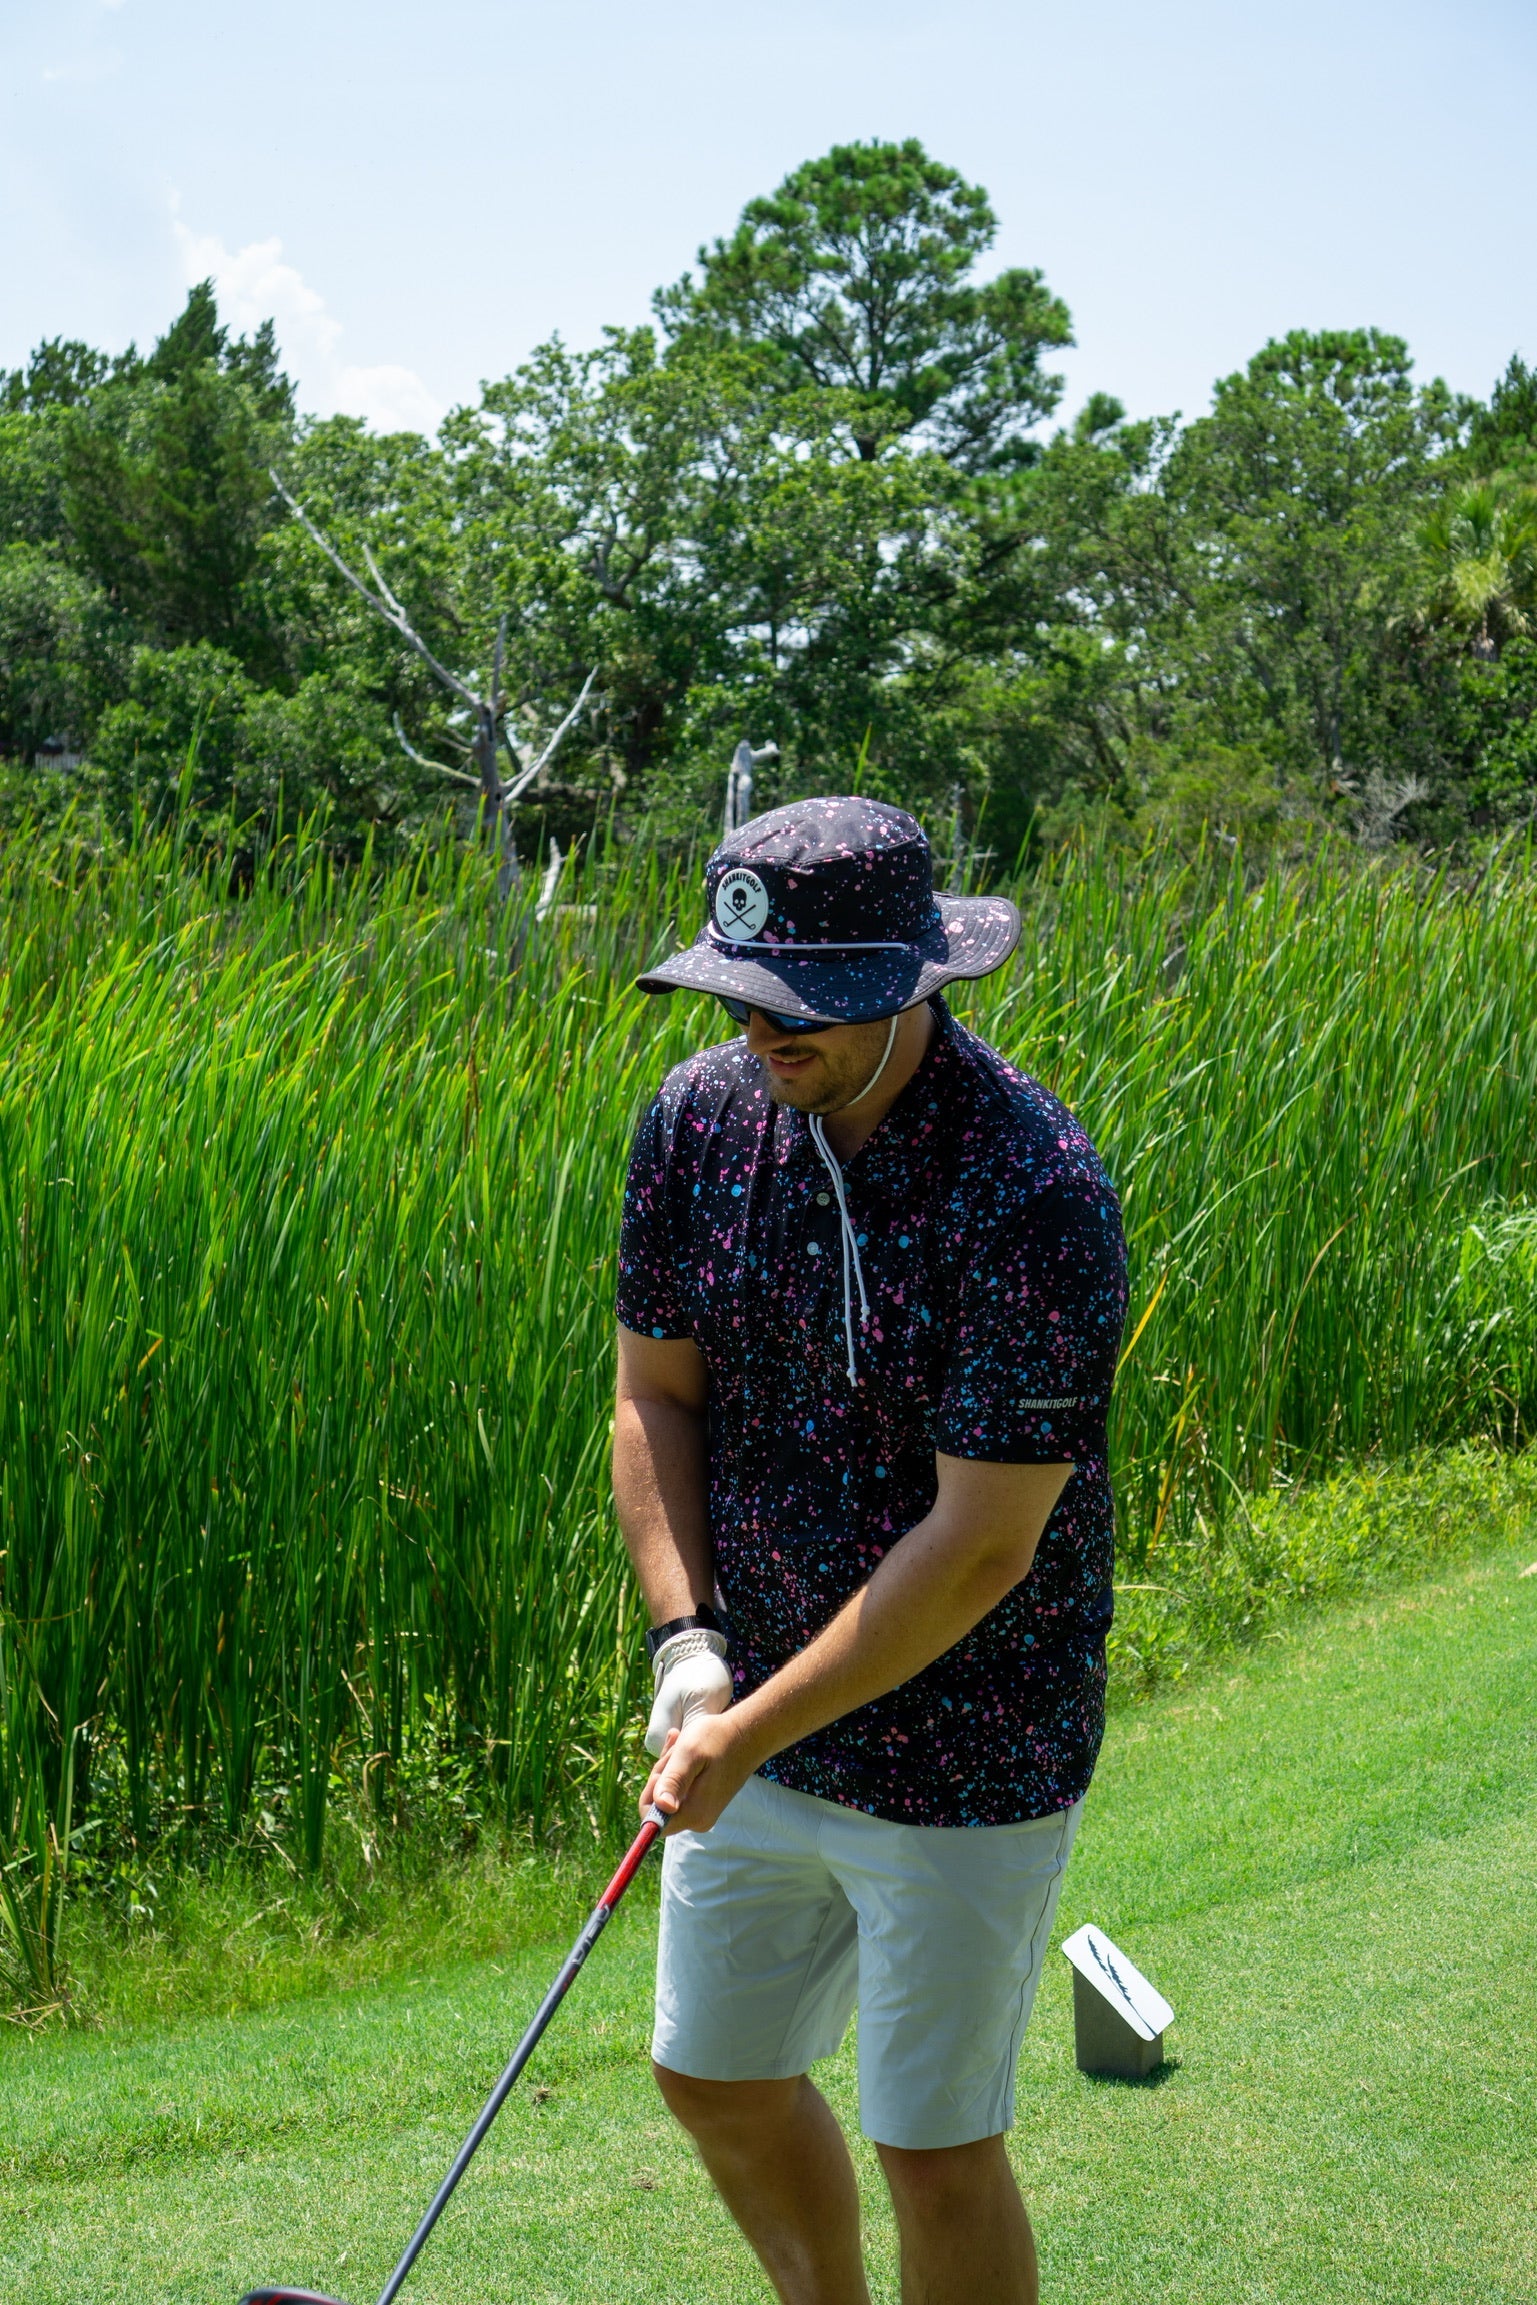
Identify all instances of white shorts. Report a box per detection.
[652,1772,1081,2150]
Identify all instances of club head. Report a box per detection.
[238,2291,351,2305]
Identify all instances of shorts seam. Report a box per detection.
[992,1804,1078,2133]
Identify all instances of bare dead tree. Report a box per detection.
[271,472,594,895]
[1335,767,1432,852]
[725,740,778,836]
[536,838,564,921]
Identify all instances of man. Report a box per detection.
[613,796,1126,2305]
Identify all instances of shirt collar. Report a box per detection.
[778,997,962,1196]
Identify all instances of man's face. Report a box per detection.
[740,1007,895,1115]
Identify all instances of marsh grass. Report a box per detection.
[1106,1438,1537,1692]
[0,817,1534,2007]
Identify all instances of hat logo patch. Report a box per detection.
[714,868,770,941]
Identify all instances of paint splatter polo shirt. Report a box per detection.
[616,999,1128,1827]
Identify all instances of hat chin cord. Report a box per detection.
[806,1011,901,1387]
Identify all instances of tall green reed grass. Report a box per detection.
[960,842,1537,1542]
[0,820,1533,2001]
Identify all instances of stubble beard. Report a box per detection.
[760,1021,891,1116]
[765,1068,840,1115]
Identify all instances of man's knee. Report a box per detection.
[876,2132,1013,2222]
[652,2060,806,2143]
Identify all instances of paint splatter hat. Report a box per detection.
[634,795,1019,1024]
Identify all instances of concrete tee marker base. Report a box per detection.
[1060,1923,1175,2080]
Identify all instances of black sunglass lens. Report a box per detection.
[719,999,826,1033]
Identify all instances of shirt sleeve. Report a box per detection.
[615,1094,691,1340]
[935,1174,1127,1465]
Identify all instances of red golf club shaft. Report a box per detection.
[371,1806,667,2305]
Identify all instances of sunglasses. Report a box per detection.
[717,996,830,1035]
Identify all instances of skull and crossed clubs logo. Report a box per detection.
[713,868,771,941]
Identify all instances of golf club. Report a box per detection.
[237,1804,667,2305]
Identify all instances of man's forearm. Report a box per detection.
[612,1393,714,1623]
[643,1456,1072,1830]
[727,1504,1033,1771]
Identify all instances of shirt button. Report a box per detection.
[816,1192,831,1206]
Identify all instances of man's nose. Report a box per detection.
[743,1008,797,1055]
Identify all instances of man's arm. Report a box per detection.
[643,1451,1072,1833]
[613,1324,713,1620]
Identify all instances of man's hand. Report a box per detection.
[642,1709,762,1836]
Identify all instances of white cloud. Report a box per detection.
[171,215,445,436]
[329,361,447,438]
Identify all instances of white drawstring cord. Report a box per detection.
[808,1116,867,1384]
[806,1013,899,1386]
[839,1011,901,1114]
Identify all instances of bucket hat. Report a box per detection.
[635,795,1019,1025]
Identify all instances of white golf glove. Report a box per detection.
[645,1626,732,1757]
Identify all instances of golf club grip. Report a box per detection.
[372,1808,666,2305]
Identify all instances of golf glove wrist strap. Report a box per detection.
[650,1626,728,1691]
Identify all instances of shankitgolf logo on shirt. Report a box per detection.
[714,868,770,941]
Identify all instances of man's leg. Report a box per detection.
[825,1800,1080,2305]
[876,2136,1037,2305]
[654,2064,871,2305]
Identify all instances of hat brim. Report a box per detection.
[634,894,1021,1024]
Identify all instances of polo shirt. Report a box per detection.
[616,1000,1127,1827]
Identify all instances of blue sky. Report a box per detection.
[4,0,1533,435]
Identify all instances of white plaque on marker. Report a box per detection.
[1061,1924,1174,2041]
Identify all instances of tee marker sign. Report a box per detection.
[1061,1923,1174,2078]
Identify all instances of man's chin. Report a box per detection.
[764,1073,838,1114]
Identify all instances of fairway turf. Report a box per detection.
[2,1534,1533,2305]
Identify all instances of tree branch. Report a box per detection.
[502,668,598,804]
[393,713,483,788]
[271,471,481,709]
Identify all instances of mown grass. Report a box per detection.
[2,819,1535,2003]
[3,1509,1532,2305]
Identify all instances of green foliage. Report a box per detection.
[0,406,76,552]
[450,327,973,814]
[1108,1439,1537,1694]
[1131,741,1289,851]
[62,355,289,665]
[88,640,256,819]
[1,336,117,413]
[1037,332,1461,815]
[656,137,1072,470]
[3,149,1537,868]
[89,642,408,840]
[0,1634,83,2014]
[1465,351,1537,480]
[0,544,124,759]
[1456,636,1537,823]
[1414,474,1537,657]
